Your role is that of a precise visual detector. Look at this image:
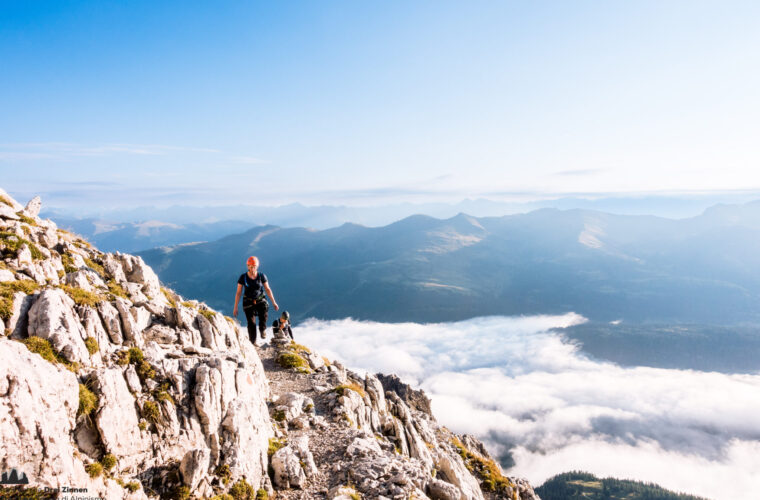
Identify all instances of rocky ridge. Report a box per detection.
[0,188,539,500]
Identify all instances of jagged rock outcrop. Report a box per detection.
[0,189,539,499]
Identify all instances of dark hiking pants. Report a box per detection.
[242,297,268,344]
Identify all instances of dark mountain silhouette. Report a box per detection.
[139,203,760,326]
[1,468,29,485]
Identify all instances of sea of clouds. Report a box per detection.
[293,314,760,500]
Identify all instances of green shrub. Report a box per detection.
[276,352,309,371]
[272,409,286,422]
[210,495,234,500]
[78,383,99,417]
[85,462,103,478]
[128,347,144,363]
[214,464,231,485]
[256,489,268,500]
[142,401,160,423]
[101,454,117,471]
[173,485,190,500]
[59,284,102,307]
[0,280,39,320]
[136,360,156,381]
[84,337,99,355]
[125,481,140,492]
[138,420,147,431]
[0,195,12,207]
[229,479,255,500]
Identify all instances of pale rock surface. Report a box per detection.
[0,268,16,281]
[271,445,307,488]
[23,195,42,217]
[8,291,36,339]
[179,448,210,491]
[27,288,90,365]
[92,368,150,469]
[97,300,124,344]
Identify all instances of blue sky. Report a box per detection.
[2,1,760,209]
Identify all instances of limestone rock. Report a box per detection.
[0,268,15,281]
[180,448,210,491]
[27,288,90,365]
[271,445,307,489]
[17,243,33,266]
[0,339,83,487]
[427,478,462,500]
[23,196,42,217]
[0,204,19,220]
[97,300,124,345]
[7,291,36,339]
[92,368,150,465]
[102,253,127,283]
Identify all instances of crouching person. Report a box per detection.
[272,311,294,341]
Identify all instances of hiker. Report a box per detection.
[272,311,294,340]
[233,256,279,345]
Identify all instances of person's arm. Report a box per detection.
[233,283,243,316]
[264,282,279,311]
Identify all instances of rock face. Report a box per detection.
[0,189,540,500]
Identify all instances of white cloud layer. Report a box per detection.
[295,315,760,500]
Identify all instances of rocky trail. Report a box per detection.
[0,187,539,500]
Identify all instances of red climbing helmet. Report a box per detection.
[247,256,259,267]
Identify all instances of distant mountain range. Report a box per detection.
[138,200,760,327]
[48,217,256,253]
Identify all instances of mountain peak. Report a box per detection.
[0,188,539,499]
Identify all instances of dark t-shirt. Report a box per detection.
[238,272,268,300]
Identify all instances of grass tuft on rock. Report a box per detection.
[334,382,367,399]
[199,308,216,321]
[125,481,140,492]
[16,213,37,226]
[229,478,255,500]
[0,232,43,260]
[107,279,128,299]
[22,336,79,372]
[142,400,160,423]
[85,462,103,478]
[0,279,39,320]
[161,287,178,308]
[268,437,286,457]
[84,337,99,356]
[276,351,310,371]
[83,257,105,278]
[0,195,13,207]
[256,489,268,500]
[61,253,78,273]
[78,383,99,418]
[101,454,117,471]
[214,464,231,485]
[451,437,513,493]
[59,284,102,307]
